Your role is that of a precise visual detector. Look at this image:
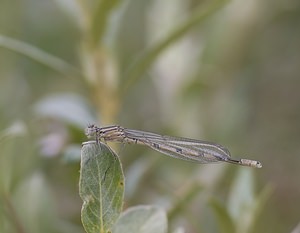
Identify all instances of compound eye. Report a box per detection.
[85,125,97,138]
[87,123,94,128]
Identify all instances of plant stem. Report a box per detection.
[3,193,27,233]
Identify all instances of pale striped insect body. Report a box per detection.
[85,124,262,168]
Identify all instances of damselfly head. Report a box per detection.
[85,124,97,138]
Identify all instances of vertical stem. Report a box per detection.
[77,1,121,125]
[3,194,27,233]
[81,40,120,125]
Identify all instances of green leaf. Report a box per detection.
[113,205,168,233]
[209,198,236,233]
[0,34,80,76]
[247,185,272,233]
[80,142,124,233]
[228,168,255,221]
[227,168,270,233]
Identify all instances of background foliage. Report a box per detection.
[1,0,300,232]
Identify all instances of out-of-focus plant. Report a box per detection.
[2,0,297,232]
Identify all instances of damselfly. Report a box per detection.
[85,124,262,168]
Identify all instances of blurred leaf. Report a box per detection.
[122,0,230,92]
[53,0,85,28]
[228,168,255,220]
[171,227,185,233]
[0,34,81,76]
[34,93,96,128]
[209,198,236,233]
[227,168,269,233]
[291,222,300,233]
[125,156,158,199]
[113,205,168,233]
[247,185,272,233]
[168,183,202,222]
[91,0,121,46]
[0,120,27,143]
[0,121,35,194]
[80,142,124,233]
[62,144,82,163]
[12,173,59,233]
[180,78,209,101]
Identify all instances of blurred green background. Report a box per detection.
[1,0,300,232]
